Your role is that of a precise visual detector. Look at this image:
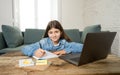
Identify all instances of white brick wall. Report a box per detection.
[83,0,120,56]
[111,31,120,56]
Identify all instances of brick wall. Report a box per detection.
[83,0,120,56]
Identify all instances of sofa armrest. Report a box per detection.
[0,32,7,50]
[79,31,82,39]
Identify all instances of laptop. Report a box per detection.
[59,32,116,66]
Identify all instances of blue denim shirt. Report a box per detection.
[21,37,83,56]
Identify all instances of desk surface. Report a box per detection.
[0,52,120,75]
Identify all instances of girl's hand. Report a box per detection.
[34,48,45,58]
[53,50,66,56]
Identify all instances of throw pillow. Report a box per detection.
[24,29,45,44]
[2,25,23,48]
[80,24,101,43]
[64,29,81,43]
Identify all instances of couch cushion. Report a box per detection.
[64,29,81,43]
[0,32,7,50]
[0,45,26,53]
[2,25,23,48]
[24,29,45,44]
[80,24,101,43]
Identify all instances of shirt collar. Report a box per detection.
[47,38,66,46]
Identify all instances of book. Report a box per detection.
[33,50,58,60]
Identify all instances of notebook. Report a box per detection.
[59,32,116,66]
[33,50,58,60]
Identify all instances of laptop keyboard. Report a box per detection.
[59,53,81,62]
[70,57,80,62]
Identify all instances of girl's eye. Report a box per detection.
[49,31,53,34]
[55,31,59,33]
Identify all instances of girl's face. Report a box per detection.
[48,28,61,44]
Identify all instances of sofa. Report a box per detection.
[0,25,101,54]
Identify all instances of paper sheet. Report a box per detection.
[33,50,58,60]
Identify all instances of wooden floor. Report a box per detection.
[0,52,120,75]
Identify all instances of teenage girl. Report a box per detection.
[21,20,83,58]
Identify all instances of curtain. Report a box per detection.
[13,0,59,31]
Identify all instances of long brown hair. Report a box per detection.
[43,20,72,42]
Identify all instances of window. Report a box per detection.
[14,0,60,31]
